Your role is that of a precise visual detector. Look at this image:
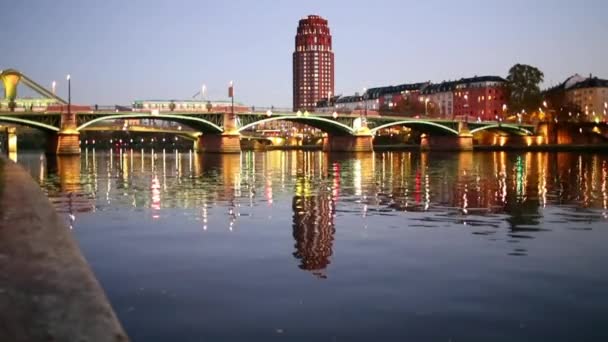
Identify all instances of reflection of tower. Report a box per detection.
[292,175,336,278]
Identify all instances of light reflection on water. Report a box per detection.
[16,149,608,341]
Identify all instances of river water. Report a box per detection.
[15,150,608,341]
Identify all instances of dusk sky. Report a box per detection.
[3,0,607,107]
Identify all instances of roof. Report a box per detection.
[421,81,457,94]
[335,95,363,103]
[454,75,506,86]
[316,95,340,107]
[365,82,429,98]
[568,77,608,90]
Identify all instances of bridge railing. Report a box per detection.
[244,107,293,114]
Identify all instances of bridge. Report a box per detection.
[0,69,541,154]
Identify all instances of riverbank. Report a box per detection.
[249,143,608,152]
[0,157,128,341]
[473,144,608,152]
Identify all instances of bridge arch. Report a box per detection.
[469,124,534,136]
[237,115,354,135]
[369,120,459,136]
[0,116,60,132]
[76,113,224,133]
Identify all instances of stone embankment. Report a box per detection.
[0,157,129,341]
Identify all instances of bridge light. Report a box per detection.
[332,111,338,119]
[303,110,309,117]
[543,101,548,108]
[296,110,302,117]
[177,126,182,130]
[110,139,113,143]
[266,110,272,117]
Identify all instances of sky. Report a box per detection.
[2,0,607,107]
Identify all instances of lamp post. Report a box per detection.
[201,84,206,101]
[52,81,56,95]
[362,88,368,124]
[66,74,71,116]
[463,94,469,123]
[424,97,430,117]
[228,81,234,120]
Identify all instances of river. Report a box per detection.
[15,149,608,341]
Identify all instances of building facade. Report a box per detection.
[293,15,335,112]
[421,82,455,119]
[376,83,429,112]
[564,77,608,122]
[452,76,507,121]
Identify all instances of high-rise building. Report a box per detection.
[293,15,334,112]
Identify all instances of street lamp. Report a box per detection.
[361,88,368,127]
[424,97,430,117]
[201,84,206,101]
[332,111,338,119]
[228,81,234,120]
[463,94,469,122]
[66,74,71,116]
[51,81,56,95]
[266,109,272,117]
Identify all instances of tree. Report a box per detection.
[506,64,544,114]
[392,96,427,116]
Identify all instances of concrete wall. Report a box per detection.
[0,158,129,341]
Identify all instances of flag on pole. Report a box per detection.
[228,81,234,98]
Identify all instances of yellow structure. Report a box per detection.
[1,70,22,109]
